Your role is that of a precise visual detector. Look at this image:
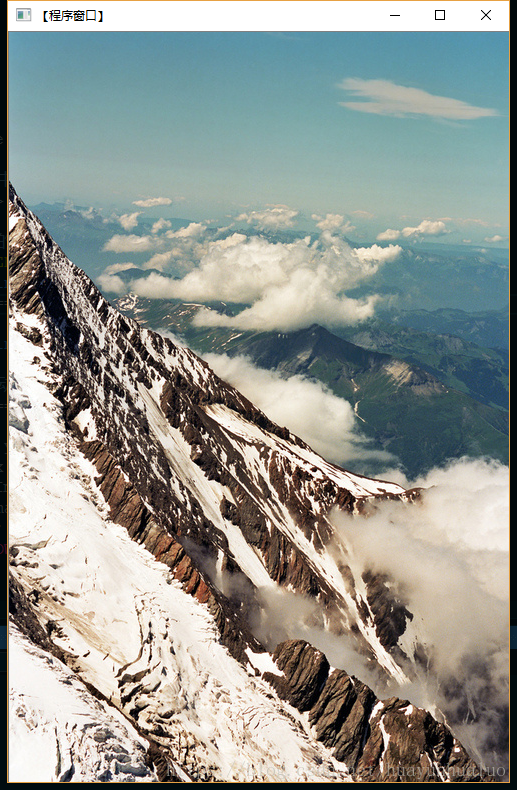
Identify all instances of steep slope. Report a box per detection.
[8,344,353,782]
[8,185,503,781]
[8,185,414,672]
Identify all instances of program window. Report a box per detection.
[6,2,510,784]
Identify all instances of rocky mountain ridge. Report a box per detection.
[8,184,499,781]
[110,295,509,477]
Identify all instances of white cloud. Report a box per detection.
[103,223,214,273]
[132,196,173,208]
[338,78,498,120]
[194,289,381,333]
[377,228,401,242]
[142,250,178,271]
[123,232,400,332]
[166,222,206,239]
[353,243,401,263]
[250,453,508,769]
[118,212,141,231]
[377,219,449,242]
[103,234,160,253]
[312,214,357,235]
[312,213,345,232]
[236,204,299,230]
[484,234,504,243]
[151,218,172,234]
[331,456,508,766]
[412,458,508,558]
[96,273,128,294]
[208,232,247,249]
[401,219,448,237]
[102,262,139,276]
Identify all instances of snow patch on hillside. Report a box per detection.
[9,626,157,783]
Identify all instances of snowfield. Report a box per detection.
[9,625,157,783]
[8,323,353,783]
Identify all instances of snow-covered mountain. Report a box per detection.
[8,184,506,782]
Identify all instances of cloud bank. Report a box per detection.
[119,233,400,332]
[331,456,508,767]
[252,455,508,770]
[98,209,402,332]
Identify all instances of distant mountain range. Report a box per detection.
[377,306,509,351]
[347,244,508,314]
[25,200,509,478]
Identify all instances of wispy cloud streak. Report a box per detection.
[338,78,498,120]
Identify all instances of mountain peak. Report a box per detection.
[9,185,505,782]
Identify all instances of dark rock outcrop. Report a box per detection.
[266,640,486,783]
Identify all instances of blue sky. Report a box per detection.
[9,31,508,244]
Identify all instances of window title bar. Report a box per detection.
[7,1,510,33]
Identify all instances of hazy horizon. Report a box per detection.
[9,31,508,248]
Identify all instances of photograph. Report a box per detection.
[8,16,509,783]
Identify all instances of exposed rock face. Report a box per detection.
[79,436,264,664]
[8,184,495,782]
[265,639,330,712]
[266,640,485,783]
[362,569,413,653]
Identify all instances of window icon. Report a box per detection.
[434,9,446,20]
[16,8,31,21]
